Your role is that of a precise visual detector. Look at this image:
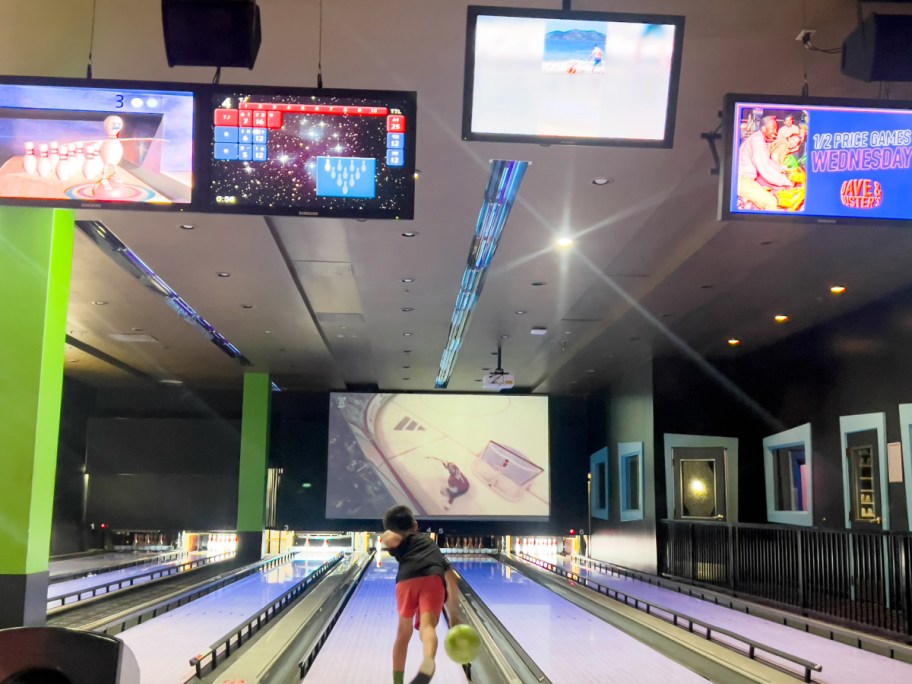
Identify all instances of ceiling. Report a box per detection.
[6,0,912,396]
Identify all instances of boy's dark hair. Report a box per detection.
[384,505,416,533]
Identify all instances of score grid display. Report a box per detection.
[207,89,416,219]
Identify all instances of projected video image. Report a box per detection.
[470,15,678,141]
[208,89,415,219]
[0,82,194,205]
[326,393,550,520]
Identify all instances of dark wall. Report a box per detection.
[651,283,912,531]
[51,377,97,555]
[270,393,590,536]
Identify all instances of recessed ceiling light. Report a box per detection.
[401,231,418,238]
[555,237,575,249]
[403,332,413,336]
[217,272,231,278]
[585,369,595,373]
[131,327,144,332]
[530,327,548,335]
[501,334,510,340]
[401,307,414,312]
[264,330,272,334]
[401,277,415,283]
[403,349,412,354]
[728,338,742,347]
[402,365,410,369]
[514,310,527,315]
[774,314,789,323]
[531,281,546,287]
[92,300,108,306]
[591,177,613,186]
[241,304,254,309]
[179,223,195,230]
[830,285,847,295]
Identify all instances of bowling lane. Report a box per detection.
[451,556,708,684]
[118,552,336,684]
[49,551,164,579]
[47,551,219,608]
[549,554,912,684]
[304,561,467,684]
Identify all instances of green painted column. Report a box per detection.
[236,372,271,561]
[0,207,74,627]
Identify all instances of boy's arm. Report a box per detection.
[381,529,404,549]
[444,569,462,626]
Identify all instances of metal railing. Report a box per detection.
[90,551,295,635]
[191,552,344,678]
[661,520,912,637]
[519,552,823,682]
[47,552,235,611]
[298,553,373,679]
[49,551,184,584]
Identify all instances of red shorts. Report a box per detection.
[396,575,446,629]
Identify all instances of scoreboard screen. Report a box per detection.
[0,76,195,210]
[205,86,416,219]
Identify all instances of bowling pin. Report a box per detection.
[48,141,60,170]
[22,142,37,175]
[100,115,124,180]
[83,144,103,181]
[56,146,72,181]
[37,144,52,177]
[73,142,86,169]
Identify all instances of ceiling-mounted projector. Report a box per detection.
[483,371,515,391]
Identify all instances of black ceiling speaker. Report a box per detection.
[842,13,912,82]
[162,0,261,69]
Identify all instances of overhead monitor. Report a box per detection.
[722,93,912,223]
[463,6,685,147]
[204,86,416,219]
[326,393,550,520]
[0,76,195,209]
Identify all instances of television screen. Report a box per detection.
[204,86,416,219]
[463,6,684,146]
[722,94,912,223]
[0,76,195,209]
[326,393,550,520]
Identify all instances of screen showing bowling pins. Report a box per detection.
[206,87,416,219]
[325,393,550,521]
[0,78,195,207]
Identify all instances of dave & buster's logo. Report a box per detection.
[839,178,883,209]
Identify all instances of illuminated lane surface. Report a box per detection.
[450,556,708,684]
[549,554,912,684]
[47,552,217,607]
[304,561,467,684]
[118,553,335,684]
[49,552,164,579]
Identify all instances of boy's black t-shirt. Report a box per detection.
[388,532,450,583]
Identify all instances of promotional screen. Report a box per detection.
[465,9,683,145]
[207,88,416,219]
[727,97,912,221]
[0,79,194,207]
[326,393,550,520]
